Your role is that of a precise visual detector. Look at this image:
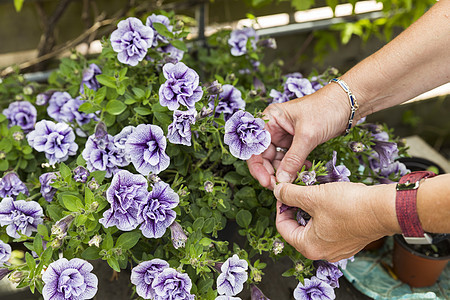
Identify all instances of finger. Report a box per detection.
[247,155,272,188]
[274,183,316,215]
[276,133,313,183]
[276,201,307,252]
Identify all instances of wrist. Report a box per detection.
[368,183,401,236]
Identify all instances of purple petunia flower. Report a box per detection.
[99,170,148,231]
[159,44,184,64]
[39,172,58,202]
[0,197,43,238]
[0,240,11,264]
[36,90,55,106]
[159,62,203,111]
[293,276,335,300]
[73,166,90,183]
[314,261,343,288]
[82,132,128,178]
[80,63,102,94]
[47,91,72,122]
[379,161,409,178]
[131,258,170,299]
[0,172,29,199]
[251,284,270,300]
[372,141,398,168]
[125,124,170,175]
[2,101,37,132]
[330,256,354,271]
[152,268,195,300]
[113,125,135,163]
[27,120,78,165]
[110,17,154,66]
[269,89,290,104]
[310,76,326,91]
[60,97,98,126]
[217,254,248,296]
[42,258,98,300]
[224,110,271,160]
[317,151,351,183]
[167,110,196,146]
[139,181,179,238]
[209,84,246,121]
[228,27,258,56]
[284,77,315,98]
[146,14,173,47]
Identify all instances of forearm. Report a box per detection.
[341,0,450,119]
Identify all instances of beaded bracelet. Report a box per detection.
[329,78,359,135]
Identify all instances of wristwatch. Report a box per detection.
[395,171,436,244]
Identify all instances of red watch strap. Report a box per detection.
[395,171,436,238]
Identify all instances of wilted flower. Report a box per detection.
[23,85,34,95]
[0,197,43,238]
[139,181,179,238]
[88,235,102,247]
[217,254,248,296]
[27,120,78,165]
[39,172,58,202]
[80,63,102,93]
[253,77,266,94]
[299,171,316,185]
[314,261,343,288]
[209,84,246,121]
[228,27,258,56]
[73,166,90,183]
[167,110,196,146]
[0,268,11,280]
[372,141,398,168]
[330,256,354,270]
[100,170,148,231]
[169,221,188,249]
[251,284,270,300]
[82,131,128,178]
[146,14,173,47]
[152,268,195,300]
[379,161,409,178]
[258,37,277,49]
[317,151,351,183]
[2,101,37,132]
[110,17,154,66]
[272,239,284,255]
[159,44,184,63]
[0,172,29,199]
[42,258,98,300]
[125,124,170,175]
[293,276,335,300]
[297,209,311,226]
[131,258,170,299]
[36,90,55,106]
[206,80,223,95]
[12,131,24,141]
[348,141,365,152]
[87,178,99,190]
[285,77,315,98]
[159,62,203,111]
[224,110,271,160]
[51,214,75,237]
[0,240,11,264]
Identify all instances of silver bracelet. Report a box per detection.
[329,78,359,135]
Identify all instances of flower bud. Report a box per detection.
[87,178,99,190]
[50,238,64,249]
[148,174,161,184]
[178,189,187,197]
[298,171,316,186]
[15,95,24,101]
[295,262,304,273]
[51,215,75,236]
[348,141,365,153]
[198,106,213,120]
[9,271,24,283]
[88,235,102,247]
[23,85,34,95]
[272,239,284,255]
[12,131,24,141]
[169,221,188,249]
[249,90,258,97]
[253,269,262,283]
[36,90,55,106]
[227,73,236,81]
[89,201,99,212]
[73,166,90,183]
[329,67,339,76]
[94,122,108,142]
[206,80,223,95]
[70,53,78,60]
[204,181,214,193]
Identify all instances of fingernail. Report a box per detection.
[277,170,292,183]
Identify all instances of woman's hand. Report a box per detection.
[274,181,399,262]
[247,86,350,190]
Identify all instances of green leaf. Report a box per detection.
[236,209,252,228]
[61,194,83,212]
[0,159,9,171]
[47,205,64,221]
[326,0,339,14]
[79,102,98,114]
[197,278,214,295]
[282,268,296,277]
[37,224,49,239]
[33,234,44,256]
[153,22,174,39]
[291,0,313,10]
[85,188,94,207]
[193,217,205,231]
[224,171,242,185]
[132,87,145,99]
[134,107,152,116]
[94,87,107,104]
[59,162,71,180]
[81,247,101,260]
[26,252,36,272]
[171,39,188,52]
[91,170,106,184]
[115,232,141,250]
[96,75,116,89]
[107,257,121,272]
[103,233,113,250]
[106,100,127,115]
[14,0,24,12]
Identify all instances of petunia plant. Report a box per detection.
[0,9,408,300]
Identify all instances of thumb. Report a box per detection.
[274,183,316,216]
[276,133,313,183]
